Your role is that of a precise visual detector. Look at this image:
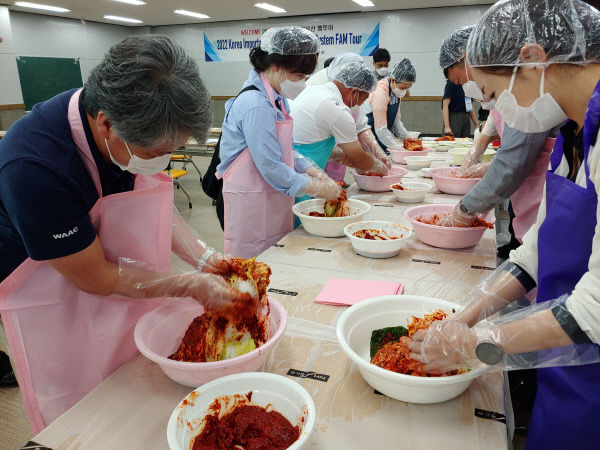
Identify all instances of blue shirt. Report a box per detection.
[443,80,468,113]
[217,69,310,197]
[0,89,134,279]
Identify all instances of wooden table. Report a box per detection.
[31,160,508,450]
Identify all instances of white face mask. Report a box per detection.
[495,66,567,133]
[462,60,485,101]
[392,88,407,99]
[349,89,362,115]
[278,70,306,100]
[375,67,388,76]
[105,138,171,175]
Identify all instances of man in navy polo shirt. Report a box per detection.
[0,35,251,422]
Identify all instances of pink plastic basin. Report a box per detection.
[352,166,408,192]
[429,166,481,195]
[388,149,430,164]
[404,203,496,249]
[134,297,287,387]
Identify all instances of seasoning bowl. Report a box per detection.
[350,166,409,192]
[167,372,315,450]
[388,148,430,164]
[449,147,496,165]
[390,181,432,203]
[292,198,372,237]
[344,221,412,258]
[404,203,495,249]
[336,295,483,404]
[429,166,481,195]
[134,297,287,387]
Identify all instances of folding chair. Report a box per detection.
[163,168,192,208]
[169,154,202,184]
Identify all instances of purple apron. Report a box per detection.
[525,81,600,449]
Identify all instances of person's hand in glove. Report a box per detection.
[409,319,479,373]
[436,202,476,227]
[329,146,354,167]
[357,156,389,176]
[358,130,393,168]
[301,175,342,200]
[375,126,401,149]
[116,260,255,319]
[458,162,490,179]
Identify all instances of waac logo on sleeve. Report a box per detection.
[52,227,78,239]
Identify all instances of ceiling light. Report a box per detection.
[103,15,143,23]
[174,9,210,19]
[112,0,147,5]
[353,0,375,7]
[255,3,287,13]
[14,2,70,13]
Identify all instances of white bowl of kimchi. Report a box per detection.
[336,295,483,404]
[292,198,372,237]
[134,297,287,387]
[344,221,412,258]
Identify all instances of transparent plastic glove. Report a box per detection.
[328,146,354,167]
[115,258,255,319]
[409,319,479,373]
[391,116,410,140]
[171,206,233,275]
[375,126,400,148]
[357,156,389,176]
[301,175,342,200]
[456,145,485,176]
[460,162,490,179]
[453,260,530,327]
[358,130,392,168]
[305,164,330,181]
[436,202,476,227]
[411,295,600,373]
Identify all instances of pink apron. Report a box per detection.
[220,73,294,259]
[491,109,554,243]
[0,89,174,432]
[324,160,346,181]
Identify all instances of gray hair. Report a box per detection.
[83,34,211,148]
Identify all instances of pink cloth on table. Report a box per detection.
[314,278,404,306]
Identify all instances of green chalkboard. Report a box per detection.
[16,56,83,111]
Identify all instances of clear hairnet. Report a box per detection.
[331,62,378,92]
[439,25,474,69]
[327,52,364,81]
[390,58,416,83]
[467,0,600,67]
[260,26,320,55]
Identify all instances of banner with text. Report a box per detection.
[203,19,379,62]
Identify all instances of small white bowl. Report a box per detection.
[390,181,432,203]
[292,198,371,237]
[336,295,484,404]
[167,372,315,450]
[344,221,412,258]
[406,131,421,139]
[404,156,432,170]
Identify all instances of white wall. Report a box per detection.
[10,11,150,82]
[0,5,489,105]
[154,5,489,97]
[0,7,23,104]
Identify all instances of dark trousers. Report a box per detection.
[446,112,472,138]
